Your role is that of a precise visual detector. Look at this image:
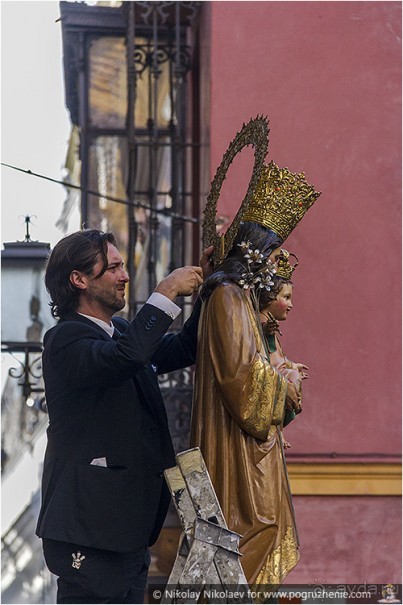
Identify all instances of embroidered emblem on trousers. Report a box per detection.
[72,551,85,569]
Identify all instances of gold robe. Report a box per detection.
[190,283,299,587]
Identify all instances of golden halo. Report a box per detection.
[202,116,269,267]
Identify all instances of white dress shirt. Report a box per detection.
[79,293,181,336]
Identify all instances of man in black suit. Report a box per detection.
[36,229,211,604]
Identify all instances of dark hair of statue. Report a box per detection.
[258,276,293,312]
[45,229,118,318]
[200,222,284,300]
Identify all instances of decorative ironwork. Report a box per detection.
[8,352,42,382]
[5,347,44,403]
[123,2,199,313]
[159,367,194,453]
[135,1,201,27]
[1,224,49,407]
[136,1,174,26]
[132,44,185,77]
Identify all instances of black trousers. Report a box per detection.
[42,538,150,604]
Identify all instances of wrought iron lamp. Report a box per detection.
[1,217,54,406]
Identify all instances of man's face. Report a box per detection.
[267,283,293,321]
[86,243,129,314]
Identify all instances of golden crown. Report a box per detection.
[243,161,321,240]
[275,249,298,280]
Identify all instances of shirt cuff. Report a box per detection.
[146,292,182,320]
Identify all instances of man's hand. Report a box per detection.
[199,245,214,279]
[285,383,302,414]
[154,266,203,300]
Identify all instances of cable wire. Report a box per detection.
[1,162,199,224]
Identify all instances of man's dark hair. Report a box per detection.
[45,229,118,318]
[201,222,283,300]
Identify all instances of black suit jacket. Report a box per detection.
[36,299,201,552]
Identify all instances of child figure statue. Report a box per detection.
[259,249,309,448]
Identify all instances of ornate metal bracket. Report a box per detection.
[2,343,45,403]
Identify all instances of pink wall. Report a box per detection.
[288,496,402,583]
[205,1,401,458]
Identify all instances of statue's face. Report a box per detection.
[267,283,293,322]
